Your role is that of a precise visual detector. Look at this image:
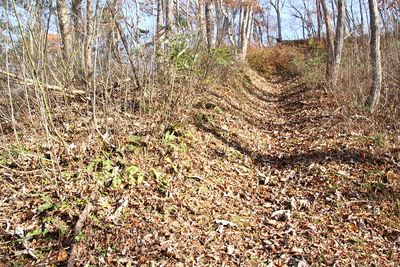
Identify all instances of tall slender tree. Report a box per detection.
[332,0,346,86]
[320,0,334,78]
[84,0,94,80]
[366,0,382,111]
[268,0,286,42]
[239,3,254,58]
[205,1,216,49]
[194,0,207,43]
[320,0,346,88]
[166,0,174,38]
[56,0,74,82]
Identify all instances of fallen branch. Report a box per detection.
[0,68,86,97]
[67,187,98,267]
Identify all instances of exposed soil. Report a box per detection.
[1,70,400,266]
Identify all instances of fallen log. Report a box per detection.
[0,69,86,98]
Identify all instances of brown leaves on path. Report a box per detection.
[1,71,400,266]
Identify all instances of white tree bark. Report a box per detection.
[156,0,164,36]
[366,0,382,111]
[239,5,254,59]
[56,0,73,65]
[166,0,174,38]
[194,0,207,44]
[205,2,216,49]
[228,8,237,47]
[269,0,285,42]
[84,0,94,80]
[135,0,141,38]
[332,0,346,86]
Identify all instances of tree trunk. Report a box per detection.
[269,0,284,42]
[303,1,315,37]
[56,0,73,68]
[316,0,322,39]
[215,0,225,46]
[71,0,83,41]
[84,0,94,80]
[320,0,334,80]
[166,0,174,38]
[156,0,164,37]
[276,2,282,41]
[196,0,207,44]
[205,2,215,49]
[135,0,141,42]
[228,9,236,47]
[366,0,382,111]
[358,0,365,35]
[106,0,141,89]
[332,0,346,87]
[239,6,253,59]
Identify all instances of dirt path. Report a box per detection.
[1,72,400,266]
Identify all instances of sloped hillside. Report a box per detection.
[1,70,400,266]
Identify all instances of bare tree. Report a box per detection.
[289,2,307,39]
[195,0,207,43]
[320,0,346,87]
[156,0,165,38]
[166,0,174,38]
[332,0,346,86]
[205,1,216,49]
[320,0,334,77]
[84,0,94,80]
[366,0,382,111]
[269,0,286,42]
[316,0,323,39]
[106,0,141,89]
[239,4,254,58]
[56,0,73,74]
[71,0,83,41]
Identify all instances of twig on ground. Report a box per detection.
[67,187,98,267]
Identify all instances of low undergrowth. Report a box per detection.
[1,69,399,266]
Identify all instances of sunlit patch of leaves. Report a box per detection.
[1,70,399,266]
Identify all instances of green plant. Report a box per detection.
[371,135,386,147]
[38,195,54,212]
[156,130,177,150]
[396,200,400,215]
[87,156,112,173]
[177,144,188,153]
[214,105,223,113]
[75,197,88,206]
[151,168,168,192]
[43,217,55,224]
[195,113,213,126]
[209,48,233,67]
[164,130,176,143]
[126,165,144,185]
[75,231,86,241]
[168,35,202,74]
[87,151,122,188]
[165,157,178,172]
[121,136,146,152]
[60,227,70,236]
[26,229,44,238]
[374,182,385,192]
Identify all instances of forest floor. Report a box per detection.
[1,69,400,266]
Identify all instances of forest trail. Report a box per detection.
[1,71,400,266]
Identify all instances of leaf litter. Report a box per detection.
[0,71,400,266]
